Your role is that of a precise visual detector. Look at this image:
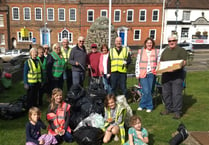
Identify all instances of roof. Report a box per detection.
[166,0,209,9]
[80,0,163,4]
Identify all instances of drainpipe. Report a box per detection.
[6,5,10,50]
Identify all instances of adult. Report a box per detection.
[43,44,50,58]
[23,48,42,109]
[108,37,132,98]
[61,38,72,91]
[135,37,159,113]
[160,34,187,119]
[87,43,101,85]
[99,44,112,94]
[69,36,87,86]
[47,43,65,92]
[37,46,47,106]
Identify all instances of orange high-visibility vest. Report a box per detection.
[47,102,71,136]
[138,49,158,78]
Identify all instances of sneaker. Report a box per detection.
[146,109,152,113]
[173,114,181,119]
[114,135,119,141]
[160,110,170,115]
[137,107,143,111]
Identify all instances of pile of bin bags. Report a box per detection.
[65,84,106,145]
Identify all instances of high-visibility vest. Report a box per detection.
[110,47,129,73]
[27,59,42,83]
[138,49,158,78]
[47,102,71,136]
[37,56,47,82]
[51,51,65,78]
[104,104,126,144]
[61,47,71,69]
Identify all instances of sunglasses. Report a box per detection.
[91,47,97,49]
[79,40,84,43]
[168,40,177,43]
[44,47,49,50]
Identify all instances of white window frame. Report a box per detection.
[152,9,159,22]
[12,7,20,20]
[58,8,65,21]
[69,8,76,21]
[139,9,146,22]
[23,7,31,20]
[87,9,94,22]
[114,9,121,22]
[58,29,73,43]
[181,28,189,38]
[133,29,141,40]
[182,11,190,21]
[0,34,5,45]
[35,7,42,21]
[149,29,156,40]
[126,9,134,22]
[47,8,54,21]
[0,14,4,27]
[17,31,33,42]
[100,9,108,17]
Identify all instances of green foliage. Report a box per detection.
[1,71,209,145]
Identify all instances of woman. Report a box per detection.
[99,44,112,94]
[47,43,65,92]
[135,37,159,113]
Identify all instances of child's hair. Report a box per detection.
[129,115,142,127]
[104,94,116,108]
[50,88,63,111]
[28,107,41,121]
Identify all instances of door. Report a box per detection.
[41,28,50,46]
[119,31,125,45]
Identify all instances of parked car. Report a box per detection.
[0,49,29,62]
[178,43,194,52]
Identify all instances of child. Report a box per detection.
[46,88,73,144]
[124,115,149,145]
[103,94,126,144]
[26,107,46,145]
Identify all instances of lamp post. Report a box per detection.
[108,0,112,48]
[160,0,166,51]
[175,0,180,32]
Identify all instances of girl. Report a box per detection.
[25,107,46,145]
[46,88,73,144]
[99,44,112,94]
[124,115,149,145]
[103,94,126,144]
[135,37,159,112]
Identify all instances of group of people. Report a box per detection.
[24,33,187,145]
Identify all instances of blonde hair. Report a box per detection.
[29,48,37,56]
[52,43,60,51]
[50,88,63,111]
[28,107,41,121]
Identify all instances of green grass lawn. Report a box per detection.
[1,71,209,145]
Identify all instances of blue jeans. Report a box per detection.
[102,75,112,94]
[111,72,127,98]
[55,131,73,143]
[72,71,85,87]
[139,73,155,110]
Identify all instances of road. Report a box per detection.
[186,49,209,72]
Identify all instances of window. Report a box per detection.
[35,7,42,21]
[100,10,107,17]
[87,10,94,22]
[58,8,65,21]
[181,28,189,38]
[0,14,4,27]
[12,7,20,20]
[69,8,76,21]
[127,9,134,22]
[139,9,146,22]
[24,7,31,20]
[149,29,156,40]
[17,31,33,42]
[0,34,5,45]
[152,9,159,22]
[183,11,190,21]
[47,8,54,21]
[114,10,121,22]
[58,29,73,43]
[134,30,141,40]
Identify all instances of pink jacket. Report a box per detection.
[99,53,110,75]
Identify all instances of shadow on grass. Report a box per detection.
[182,94,197,115]
[148,133,155,145]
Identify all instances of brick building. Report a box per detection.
[5,0,163,50]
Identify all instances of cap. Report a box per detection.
[91,43,97,48]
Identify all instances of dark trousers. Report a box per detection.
[55,131,73,144]
[66,69,72,91]
[72,71,85,87]
[27,83,40,109]
[50,77,64,93]
[110,72,127,98]
[162,78,184,115]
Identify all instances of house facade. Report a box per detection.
[4,0,163,50]
[163,0,209,45]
